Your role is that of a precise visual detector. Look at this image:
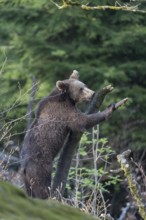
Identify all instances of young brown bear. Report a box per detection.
[20,71,127,199]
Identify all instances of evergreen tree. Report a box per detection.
[0,0,146,152]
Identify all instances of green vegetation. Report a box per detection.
[0,0,146,149]
[0,1,146,219]
[0,181,97,220]
[117,150,146,219]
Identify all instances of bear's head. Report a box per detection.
[56,70,95,103]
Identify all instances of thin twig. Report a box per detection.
[26,76,38,130]
[0,48,7,75]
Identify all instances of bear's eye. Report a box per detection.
[80,88,83,92]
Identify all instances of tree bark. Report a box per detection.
[117,150,146,219]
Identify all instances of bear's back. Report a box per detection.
[22,91,78,160]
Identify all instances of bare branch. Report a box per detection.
[26,76,38,131]
[115,98,128,110]
[86,85,114,114]
[0,48,7,75]
[51,0,146,13]
[117,150,146,220]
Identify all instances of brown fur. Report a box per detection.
[20,71,114,199]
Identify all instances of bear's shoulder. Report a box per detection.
[36,90,70,118]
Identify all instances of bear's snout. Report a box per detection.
[82,87,95,101]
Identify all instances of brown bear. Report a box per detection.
[20,71,126,199]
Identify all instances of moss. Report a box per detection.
[117,150,146,220]
[0,181,97,220]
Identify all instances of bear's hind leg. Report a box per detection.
[23,161,52,199]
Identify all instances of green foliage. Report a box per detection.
[0,2,146,218]
[0,181,97,220]
[0,1,146,149]
[68,131,121,198]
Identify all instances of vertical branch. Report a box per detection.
[0,48,7,75]
[26,76,37,131]
[74,141,81,208]
[117,150,146,220]
[118,203,130,220]
[92,125,99,216]
[52,132,81,195]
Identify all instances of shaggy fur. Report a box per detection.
[20,71,114,199]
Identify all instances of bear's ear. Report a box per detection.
[69,70,79,80]
[56,81,68,91]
